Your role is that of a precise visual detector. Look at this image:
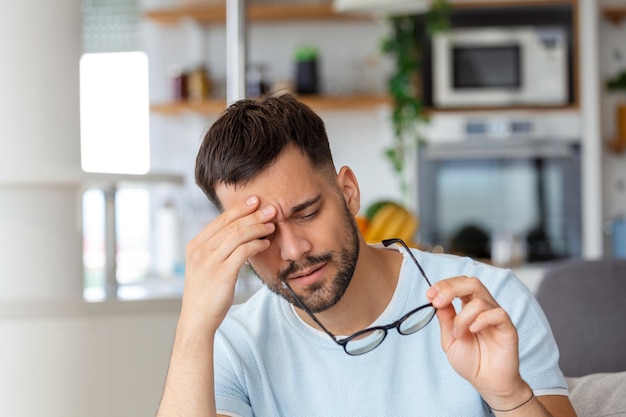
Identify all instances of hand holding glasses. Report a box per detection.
[282,238,436,355]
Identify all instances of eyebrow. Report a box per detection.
[289,194,322,216]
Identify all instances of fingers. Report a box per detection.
[427,276,515,345]
[194,195,271,244]
[428,276,523,398]
[189,195,276,267]
[179,196,277,333]
[427,276,496,309]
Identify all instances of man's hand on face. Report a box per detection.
[426,276,531,411]
[179,195,277,334]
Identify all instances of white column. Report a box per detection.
[226,0,247,104]
[579,0,605,258]
[0,1,83,299]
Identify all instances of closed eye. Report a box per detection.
[299,209,318,221]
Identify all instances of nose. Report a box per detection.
[277,223,312,262]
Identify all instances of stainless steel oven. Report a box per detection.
[417,112,582,264]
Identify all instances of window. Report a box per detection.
[79,51,150,175]
[80,0,183,301]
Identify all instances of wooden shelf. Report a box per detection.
[151,94,389,116]
[426,103,580,114]
[151,97,582,116]
[151,99,226,115]
[603,6,626,25]
[297,94,390,111]
[144,3,369,25]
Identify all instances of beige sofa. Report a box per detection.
[566,372,626,417]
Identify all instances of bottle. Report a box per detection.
[246,63,271,98]
[168,64,188,101]
[187,64,211,102]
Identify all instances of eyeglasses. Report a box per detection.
[282,238,436,356]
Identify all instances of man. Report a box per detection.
[157,94,577,417]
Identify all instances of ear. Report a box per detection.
[336,166,361,216]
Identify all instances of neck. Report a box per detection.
[296,240,403,335]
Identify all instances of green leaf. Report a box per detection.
[380,1,450,200]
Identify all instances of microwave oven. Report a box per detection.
[432,26,568,108]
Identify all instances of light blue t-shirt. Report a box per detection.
[214,248,567,417]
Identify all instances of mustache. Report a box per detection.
[278,253,333,282]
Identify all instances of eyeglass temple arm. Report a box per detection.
[382,238,433,287]
[281,281,340,342]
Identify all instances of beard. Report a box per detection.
[248,201,360,313]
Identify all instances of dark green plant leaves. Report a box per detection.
[381,0,449,201]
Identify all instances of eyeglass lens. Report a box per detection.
[398,306,436,334]
[344,329,386,355]
[343,305,436,355]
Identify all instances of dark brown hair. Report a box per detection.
[195,94,335,209]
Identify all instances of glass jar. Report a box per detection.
[187,64,211,102]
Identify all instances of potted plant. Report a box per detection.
[294,45,320,95]
[380,0,450,203]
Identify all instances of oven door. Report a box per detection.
[417,139,582,262]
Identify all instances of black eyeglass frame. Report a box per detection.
[282,238,436,355]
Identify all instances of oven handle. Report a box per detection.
[421,141,577,160]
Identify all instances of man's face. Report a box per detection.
[215,144,361,313]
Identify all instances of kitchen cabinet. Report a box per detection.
[144,2,389,115]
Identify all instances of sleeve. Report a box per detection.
[213,328,255,417]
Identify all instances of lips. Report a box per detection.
[288,263,327,287]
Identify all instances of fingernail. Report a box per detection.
[262,205,275,216]
[426,287,437,299]
[246,196,258,206]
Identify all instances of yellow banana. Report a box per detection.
[382,206,411,239]
[396,211,419,244]
[363,202,421,245]
[364,202,401,243]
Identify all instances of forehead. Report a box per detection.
[216,145,333,211]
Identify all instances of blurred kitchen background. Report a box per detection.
[1,0,625,416]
